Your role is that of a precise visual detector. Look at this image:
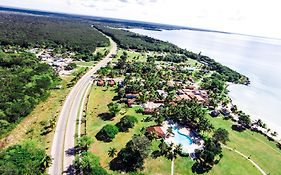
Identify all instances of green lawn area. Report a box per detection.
[142,140,260,175]
[94,45,112,56]
[207,115,281,175]
[112,49,147,63]
[85,85,271,175]
[74,61,96,67]
[86,86,155,173]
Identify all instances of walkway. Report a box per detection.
[222,145,267,175]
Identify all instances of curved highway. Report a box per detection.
[49,35,117,175]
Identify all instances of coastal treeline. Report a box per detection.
[0,13,109,53]
[94,24,249,84]
[0,51,58,137]
[94,24,181,52]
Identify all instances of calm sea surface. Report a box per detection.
[130,28,281,136]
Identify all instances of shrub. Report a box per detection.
[96,124,119,142]
[116,115,138,132]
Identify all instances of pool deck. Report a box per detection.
[161,121,204,154]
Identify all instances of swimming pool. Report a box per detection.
[172,127,193,147]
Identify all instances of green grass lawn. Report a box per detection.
[74,61,96,67]
[142,140,260,175]
[85,85,272,175]
[86,86,155,173]
[207,115,281,175]
[112,49,147,63]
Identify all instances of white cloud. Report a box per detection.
[1,0,281,38]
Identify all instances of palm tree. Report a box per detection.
[174,144,183,158]
[40,155,52,170]
[166,126,174,137]
[79,135,93,151]
[108,147,117,158]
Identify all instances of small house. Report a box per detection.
[97,80,105,86]
[108,80,116,87]
[146,126,165,138]
[127,99,136,107]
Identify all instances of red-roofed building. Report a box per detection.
[97,80,105,86]
[146,126,165,138]
[144,108,155,114]
[108,80,116,87]
[127,99,135,107]
[195,95,205,103]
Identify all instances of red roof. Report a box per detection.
[97,80,104,86]
[127,99,135,107]
[146,126,165,138]
[144,108,155,114]
[108,80,115,86]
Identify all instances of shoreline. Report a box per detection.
[227,83,281,141]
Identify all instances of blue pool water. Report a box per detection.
[172,127,193,147]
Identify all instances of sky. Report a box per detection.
[1,0,281,39]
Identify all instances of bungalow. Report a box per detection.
[144,108,155,114]
[146,126,165,138]
[108,80,116,87]
[195,95,205,103]
[127,99,135,107]
[143,101,163,109]
[186,85,196,90]
[97,80,105,86]
[125,93,139,99]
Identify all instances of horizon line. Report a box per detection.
[0,5,281,41]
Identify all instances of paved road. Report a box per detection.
[49,35,117,175]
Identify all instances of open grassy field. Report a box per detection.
[74,61,96,67]
[112,49,147,63]
[85,85,269,175]
[207,115,281,175]
[86,86,155,172]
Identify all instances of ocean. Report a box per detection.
[130,28,281,137]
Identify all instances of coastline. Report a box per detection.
[128,28,281,142]
[228,83,281,141]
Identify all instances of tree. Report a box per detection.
[116,115,138,132]
[107,102,121,117]
[0,141,51,174]
[73,151,108,175]
[96,124,119,142]
[238,114,251,128]
[108,147,117,158]
[110,135,151,171]
[79,135,94,151]
[194,139,222,172]
[64,62,77,70]
[213,128,229,144]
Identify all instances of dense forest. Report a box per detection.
[94,24,181,52]
[0,51,58,137]
[0,140,51,174]
[0,13,109,53]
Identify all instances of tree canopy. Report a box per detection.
[0,51,58,137]
[0,141,51,175]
